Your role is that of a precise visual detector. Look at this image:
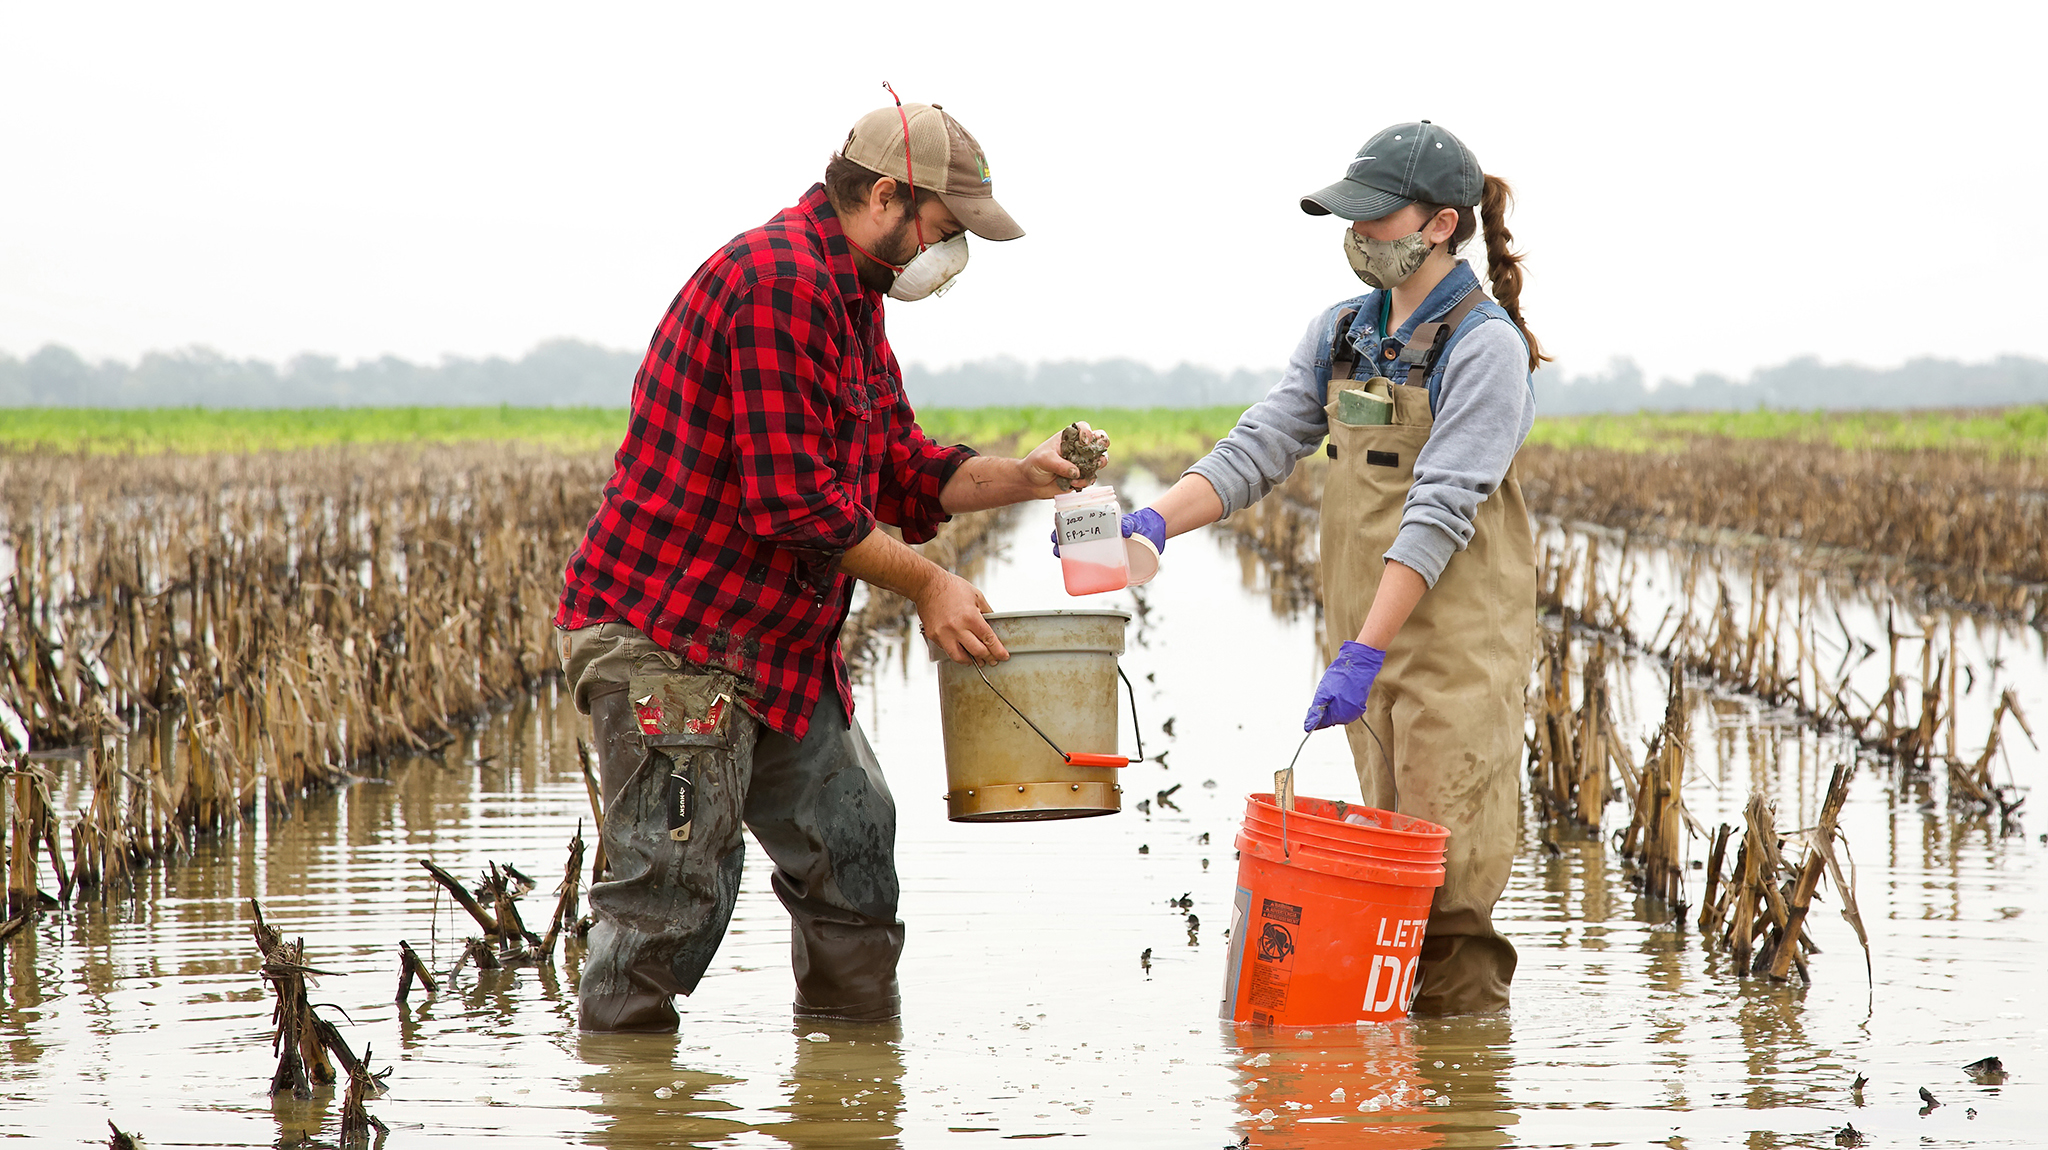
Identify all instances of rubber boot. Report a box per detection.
[1410,924,1516,1016]
[745,687,905,1022]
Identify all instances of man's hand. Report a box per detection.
[1022,421,1110,498]
[938,423,1115,513]
[918,570,1009,665]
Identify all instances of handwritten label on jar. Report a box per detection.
[1056,507,1118,547]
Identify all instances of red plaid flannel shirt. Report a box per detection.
[556,184,974,738]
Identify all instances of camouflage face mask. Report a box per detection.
[1343,227,1433,290]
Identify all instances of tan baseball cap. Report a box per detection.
[839,102,1023,241]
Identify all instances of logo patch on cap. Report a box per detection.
[976,153,991,184]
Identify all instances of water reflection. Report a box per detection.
[776,1021,906,1147]
[571,1021,907,1149]
[574,1032,755,1146]
[269,1087,360,1149]
[1228,1017,1514,1148]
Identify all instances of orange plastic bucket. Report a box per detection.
[1221,793,1447,1027]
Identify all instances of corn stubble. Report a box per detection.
[1617,665,1694,908]
[0,444,607,896]
[0,444,999,909]
[1695,764,1871,985]
[1527,630,1628,835]
[1539,526,2032,821]
[1517,439,2048,624]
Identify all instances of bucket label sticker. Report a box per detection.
[1056,506,1118,547]
[1246,898,1302,1012]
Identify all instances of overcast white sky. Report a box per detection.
[3,2,2042,385]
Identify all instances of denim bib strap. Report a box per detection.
[1398,287,1489,389]
[1328,307,1363,396]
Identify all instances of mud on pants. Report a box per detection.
[1318,295,1535,1016]
[560,622,904,1032]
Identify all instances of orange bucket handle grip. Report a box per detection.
[1063,752,1128,768]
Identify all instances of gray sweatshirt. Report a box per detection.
[1186,280,1534,588]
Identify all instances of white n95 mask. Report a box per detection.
[888,233,969,301]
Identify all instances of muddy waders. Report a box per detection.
[1318,297,1536,1016]
[560,622,905,1032]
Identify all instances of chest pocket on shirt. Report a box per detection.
[828,354,876,488]
[833,353,875,422]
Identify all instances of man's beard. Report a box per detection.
[853,214,920,293]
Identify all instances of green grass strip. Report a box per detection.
[4,403,2043,458]
[0,405,631,453]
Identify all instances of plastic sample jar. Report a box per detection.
[1052,487,1158,596]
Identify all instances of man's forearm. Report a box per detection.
[837,526,945,600]
[839,518,1008,665]
[939,455,1039,514]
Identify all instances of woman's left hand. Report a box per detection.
[1303,641,1385,731]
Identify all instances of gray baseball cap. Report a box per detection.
[1301,121,1482,220]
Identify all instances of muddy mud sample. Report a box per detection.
[1059,423,1110,490]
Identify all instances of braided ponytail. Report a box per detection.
[1421,176,1550,373]
[1475,175,1548,372]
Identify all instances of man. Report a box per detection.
[554,97,1097,1032]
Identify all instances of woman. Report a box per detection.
[1121,121,1546,1014]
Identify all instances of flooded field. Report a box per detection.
[3,475,2045,1148]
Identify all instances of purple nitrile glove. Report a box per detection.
[1050,507,1169,558]
[1303,641,1386,731]
[1121,507,1166,554]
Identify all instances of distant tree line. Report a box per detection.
[0,341,642,409]
[1533,355,2048,414]
[3,341,2046,412]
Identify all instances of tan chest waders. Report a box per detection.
[1319,290,1536,1015]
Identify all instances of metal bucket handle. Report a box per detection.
[1270,725,1385,860]
[1277,729,1313,861]
[971,662,1145,768]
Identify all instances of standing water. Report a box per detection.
[2,474,2044,1147]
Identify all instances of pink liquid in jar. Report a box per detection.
[1062,558,1130,596]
